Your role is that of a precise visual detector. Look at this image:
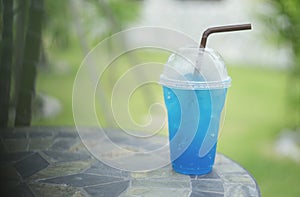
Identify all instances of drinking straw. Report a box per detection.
[200,24,252,48]
[193,24,252,75]
[196,24,251,156]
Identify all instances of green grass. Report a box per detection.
[217,66,300,197]
[33,50,300,196]
[33,44,82,125]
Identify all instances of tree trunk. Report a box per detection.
[0,0,13,128]
[15,0,44,126]
[12,0,28,123]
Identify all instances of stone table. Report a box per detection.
[0,127,260,197]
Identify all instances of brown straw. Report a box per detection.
[193,23,252,75]
[200,24,252,48]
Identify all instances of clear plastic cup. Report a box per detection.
[160,47,231,175]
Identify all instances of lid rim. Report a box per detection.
[159,76,231,90]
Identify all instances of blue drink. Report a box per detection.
[163,86,227,175]
[160,47,230,175]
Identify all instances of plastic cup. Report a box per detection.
[160,47,231,175]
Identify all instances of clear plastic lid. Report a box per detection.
[160,47,231,90]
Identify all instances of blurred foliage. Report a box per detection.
[0,0,141,126]
[38,0,141,124]
[261,0,300,58]
[44,0,71,48]
[43,0,140,49]
[90,0,140,27]
[259,0,300,128]
[77,0,140,46]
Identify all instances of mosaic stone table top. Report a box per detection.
[0,127,260,197]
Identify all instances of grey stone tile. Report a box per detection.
[29,138,53,151]
[104,128,168,151]
[0,165,21,193]
[84,180,129,197]
[4,139,29,152]
[72,190,87,197]
[214,154,231,165]
[191,179,224,193]
[0,180,20,194]
[43,150,91,162]
[0,127,13,133]
[0,130,27,139]
[55,130,78,138]
[14,126,46,134]
[131,165,189,180]
[84,161,129,178]
[189,175,197,180]
[0,139,7,152]
[51,126,78,133]
[191,169,220,180]
[29,130,53,138]
[190,191,224,197]
[221,173,255,185]
[40,173,124,187]
[25,126,74,134]
[102,151,169,172]
[0,165,21,181]
[29,182,85,197]
[0,128,261,197]
[4,183,35,197]
[0,151,34,163]
[132,178,190,189]
[68,142,88,153]
[123,188,190,197]
[49,138,78,151]
[15,152,49,178]
[224,183,258,197]
[30,161,93,180]
[215,163,246,174]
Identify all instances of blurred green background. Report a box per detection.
[1,0,299,196]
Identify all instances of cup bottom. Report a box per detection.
[172,163,212,175]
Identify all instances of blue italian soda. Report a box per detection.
[163,85,227,175]
[160,47,230,175]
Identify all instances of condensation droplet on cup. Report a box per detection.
[210,133,215,138]
[178,143,184,150]
[167,95,171,99]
